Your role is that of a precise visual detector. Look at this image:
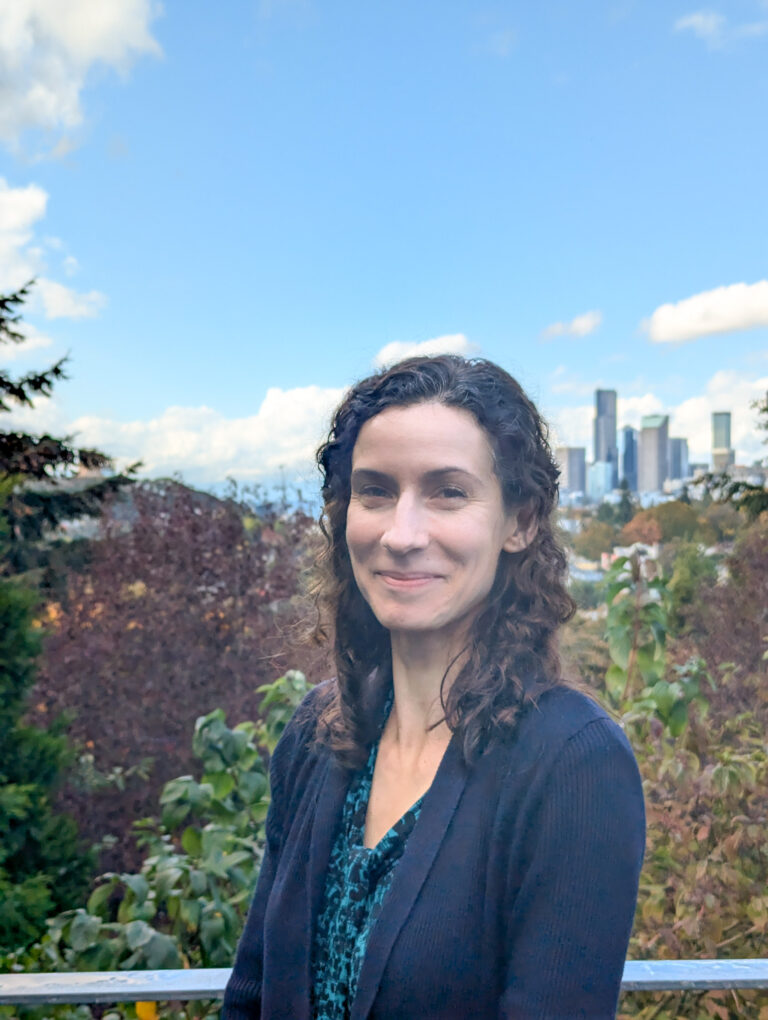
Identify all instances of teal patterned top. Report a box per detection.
[311,704,424,1019]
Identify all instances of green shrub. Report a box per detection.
[0,672,311,1020]
[0,574,92,953]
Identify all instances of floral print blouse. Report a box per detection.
[311,703,424,1020]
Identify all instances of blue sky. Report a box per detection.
[1,0,767,490]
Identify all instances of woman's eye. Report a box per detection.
[436,487,467,500]
[358,485,390,500]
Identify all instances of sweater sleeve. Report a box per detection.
[499,718,645,1020]
[221,688,320,1019]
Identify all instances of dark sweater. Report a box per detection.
[223,682,645,1020]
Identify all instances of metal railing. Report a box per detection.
[1,961,768,1005]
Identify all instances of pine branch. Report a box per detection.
[0,357,69,411]
[0,281,34,346]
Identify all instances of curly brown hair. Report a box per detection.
[311,354,576,768]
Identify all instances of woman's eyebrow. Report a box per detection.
[350,467,480,485]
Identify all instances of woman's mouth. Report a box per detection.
[376,571,440,589]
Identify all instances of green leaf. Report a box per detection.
[86,882,113,918]
[238,770,267,805]
[143,931,182,969]
[124,919,153,951]
[649,680,675,720]
[605,664,626,702]
[122,873,149,905]
[68,911,101,952]
[181,825,203,856]
[668,700,689,737]
[202,771,235,800]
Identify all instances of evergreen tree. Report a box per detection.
[0,507,93,951]
[615,478,636,526]
[0,282,136,585]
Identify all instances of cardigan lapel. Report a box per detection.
[287,754,349,1019]
[350,735,469,1020]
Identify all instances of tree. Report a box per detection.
[573,519,616,561]
[650,501,699,542]
[702,390,768,521]
[34,481,329,874]
[619,509,662,547]
[667,542,718,635]
[615,480,636,526]
[0,282,135,585]
[0,521,92,952]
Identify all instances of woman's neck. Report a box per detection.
[386,630,465,753]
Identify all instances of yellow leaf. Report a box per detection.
[136,1003,158,1020]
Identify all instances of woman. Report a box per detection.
[223,355,645,1019]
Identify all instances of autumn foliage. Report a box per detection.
[33,482,331,872]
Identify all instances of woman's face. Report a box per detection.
[346,401,529,646]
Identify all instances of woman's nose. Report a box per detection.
[380,495,428,553]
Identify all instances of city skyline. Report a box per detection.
[556,390,755,498]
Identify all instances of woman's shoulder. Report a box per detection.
[523,683,620,743]
[269,679,336,777]
[490,682,637,780]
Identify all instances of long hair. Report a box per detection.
[311,355,576,768]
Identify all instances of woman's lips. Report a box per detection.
[376,571,441,589]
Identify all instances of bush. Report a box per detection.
[0,672,312,1020]
[0,575,92,952]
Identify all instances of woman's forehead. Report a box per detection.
[351,403,496,477]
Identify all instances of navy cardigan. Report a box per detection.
[223,683,645,1020]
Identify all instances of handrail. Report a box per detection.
[1,961,767,1004]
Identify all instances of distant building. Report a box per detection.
[712,411,735,471]
[587,460,614,502]
[668,437,689,481]
[620,425,638,492]
[594,389,618,487]
[556,446,586,494]
[638,414,669,493]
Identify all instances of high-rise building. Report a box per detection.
[620,426,638,492]
[555,447,586,494]
[587,461,614,502]
[712,411,735,471]
[638,414,669,493]
[594,389,618,486]
[668,437,689,481]
[712,411,731,450]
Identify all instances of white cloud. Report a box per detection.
[0,323,53,362]
[541,310,602,340]
[373,333,477,369]
[674,10,727,46]
[0,0,161,146]
[669,370,768,463]
[35,276,106,318]
[0,177,48,290]
[545,370,767,465]
[643,280,768,344]
[0,177,106,319]
[4,385,347,486]
[674,7,768,48]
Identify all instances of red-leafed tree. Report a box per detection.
[35,481,331,871]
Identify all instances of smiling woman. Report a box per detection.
[223,355,645,1020]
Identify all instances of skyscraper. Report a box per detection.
[638,414,669,493]
[555,447,586,494]
[620,425,638,492]
[668,437,689,481]
[712,411,735,470]
[712,411,731,450]
[594,389,618,487]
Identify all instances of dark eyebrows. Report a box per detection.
[350,467,481,487]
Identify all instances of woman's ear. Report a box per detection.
[502,511,538,553]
